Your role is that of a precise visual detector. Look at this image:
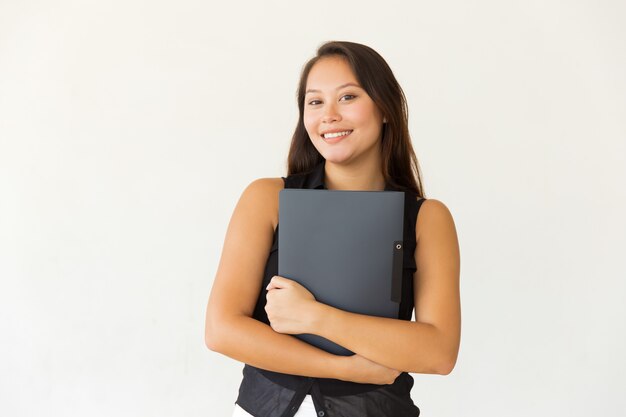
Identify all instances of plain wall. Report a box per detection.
[1,0,625,415]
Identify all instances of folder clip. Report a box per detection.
[391,240,404,303]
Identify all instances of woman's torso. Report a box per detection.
[236,160,424,417]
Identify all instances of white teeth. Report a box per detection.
[323,130,352,139]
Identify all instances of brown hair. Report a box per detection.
[286,40,425,196]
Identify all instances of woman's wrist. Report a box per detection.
[306,301,327,335]
[307,303,353,381]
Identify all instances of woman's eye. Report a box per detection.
[307,95,355,106]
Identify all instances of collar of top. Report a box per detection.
[308,159,396,191]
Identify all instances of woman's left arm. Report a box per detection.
[266,199,461,375]
[320,199,460,375]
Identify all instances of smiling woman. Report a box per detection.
[205,40,461,417]
[303,57,385,166]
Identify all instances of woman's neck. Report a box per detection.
[324,156,385,191]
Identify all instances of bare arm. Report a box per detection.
[204,178,399,383]
[304,199,462,374]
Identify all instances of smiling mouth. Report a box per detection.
[322,130,353,139]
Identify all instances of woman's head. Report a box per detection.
[287,40,424,196]
[303,55,385,169]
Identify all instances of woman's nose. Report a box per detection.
[321,103,341,123]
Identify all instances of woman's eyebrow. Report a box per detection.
[305,82,362,95]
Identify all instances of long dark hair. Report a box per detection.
[286,40,425,197]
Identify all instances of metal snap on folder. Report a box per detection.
[278,188,405,356]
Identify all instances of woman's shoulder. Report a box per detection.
[417,198,453,219]
[241,177,285,228]
[244,177,285,197]
[414,197,457,242]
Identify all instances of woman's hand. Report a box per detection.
[265,275,319,335]
[339,354,402,385]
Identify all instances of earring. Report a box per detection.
[383,117,387,123]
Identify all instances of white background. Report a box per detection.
[1,1,625,416]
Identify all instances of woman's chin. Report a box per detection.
[319,151,353,164]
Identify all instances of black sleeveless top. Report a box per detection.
[236,160,425,417]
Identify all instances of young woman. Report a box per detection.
[205,41,461,417]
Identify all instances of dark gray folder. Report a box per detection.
[278,189,405,356]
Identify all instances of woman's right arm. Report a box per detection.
[204,178,400,384]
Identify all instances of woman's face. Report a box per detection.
[303,56,384,165]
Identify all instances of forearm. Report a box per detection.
[313,304,454,374]
[209,315,348,379]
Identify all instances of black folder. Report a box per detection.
[278,189,405,356]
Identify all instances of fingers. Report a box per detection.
[266,275,289,291]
